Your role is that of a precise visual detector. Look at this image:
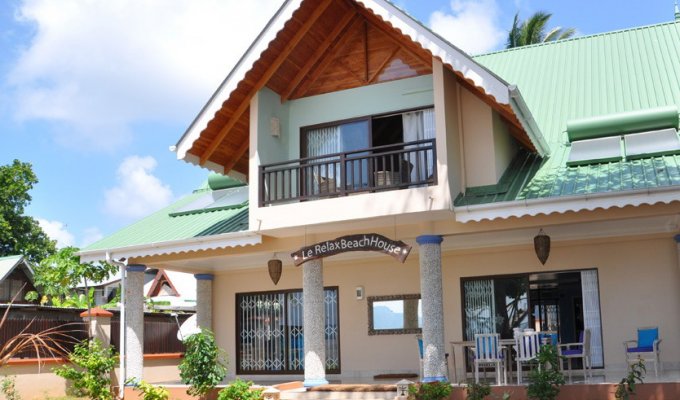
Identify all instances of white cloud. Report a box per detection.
[80,227,104,248]
[6,0,281,150]
[429,0,506,55]
[104,155,173,220]
[37,218,76,248]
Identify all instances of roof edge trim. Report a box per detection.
[454,185,680,223]
[174,0,303,161]
[78,231,262,263]
[357,0,510,104]
[508,85,550,156]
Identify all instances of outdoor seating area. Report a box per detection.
[449,328,595,386]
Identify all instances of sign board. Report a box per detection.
[291,233,412,266]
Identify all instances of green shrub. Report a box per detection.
[526,345,565,400]
[1,376,21,400]
[217,379,263,400]
[466,381,491,400]
[407,381,452,400]
[178,329,227,398]
[128,380,169,400]
[615,359,645,400]
[54,339,116,400]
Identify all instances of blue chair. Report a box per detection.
[416,334,424,379]
[624,326,661,376]
[416,334,450,381]
[558,329,591,380]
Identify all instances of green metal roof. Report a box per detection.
[458,20,680,205]
[83,184,249,252]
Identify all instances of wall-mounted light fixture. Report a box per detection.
[268,255,282,285]
[270,117,281,137]
[534,229,551,265]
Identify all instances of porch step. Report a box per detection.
[279,384,397,400]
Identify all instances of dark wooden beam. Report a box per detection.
[280,9,356,102]
[200,0,334,165]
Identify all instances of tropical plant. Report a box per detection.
[615,359,646,400]
[407,381,452,400]
[526,345,565,400]
[128,379,169,400]
[178,329,227,398]
[27,246,117,315]
[0,159,56,264]
[54,339,117,400]
[1,376,21,400]
[0,290,75,368]
[217,379,263,400]
[507,12,575,49]
[466,380,491,400]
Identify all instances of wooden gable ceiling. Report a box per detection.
[188,0,533,178]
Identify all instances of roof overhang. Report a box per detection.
[454,185,680,222]
[174,0,547,176]
[78,231,262,263]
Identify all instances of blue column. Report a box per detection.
[416,235,447,382]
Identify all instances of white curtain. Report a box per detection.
[581,270,603,368]
[306,126,341,191]
[403,108,435,182]
[464,279,496,340]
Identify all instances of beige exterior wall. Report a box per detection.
[211,231,680,380]
[4,359,181,400]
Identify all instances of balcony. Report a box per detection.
[259,139,437,206]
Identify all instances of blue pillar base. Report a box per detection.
[422,376,447,383]
[303,378,329,387]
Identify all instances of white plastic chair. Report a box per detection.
[515,330,540,384]
[473,333,506,385]
[559,329,592,380]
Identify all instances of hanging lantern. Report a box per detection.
[534,229,551,265]
[268,258,283,285]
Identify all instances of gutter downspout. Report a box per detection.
[106,252,127,400]
[508,85,550,157]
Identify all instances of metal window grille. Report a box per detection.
[237,288,340,374]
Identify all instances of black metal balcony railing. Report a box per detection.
[259,139,437,206]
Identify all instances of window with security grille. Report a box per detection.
[236,287,340,374]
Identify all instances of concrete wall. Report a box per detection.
[212,232,680,380]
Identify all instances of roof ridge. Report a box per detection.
[475,19,680,58]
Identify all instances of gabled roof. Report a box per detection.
[79,176,260,262]
[456,21,680,221]
[174,0,545,177]
[0,255,33,283]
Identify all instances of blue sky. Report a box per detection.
[0,0,677,248]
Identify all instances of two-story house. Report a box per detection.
[81,0,680,388]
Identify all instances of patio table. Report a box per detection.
[450,339,515,384]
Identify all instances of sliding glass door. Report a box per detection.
[461,269,603,367]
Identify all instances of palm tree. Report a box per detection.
[507,11,575,49]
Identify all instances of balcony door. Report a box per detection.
[301,107,434,193]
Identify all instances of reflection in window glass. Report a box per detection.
[372,299,422,330]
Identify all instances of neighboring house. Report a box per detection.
[80,0,680,387]
[76,268,197,310]
[0,255,37,304]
